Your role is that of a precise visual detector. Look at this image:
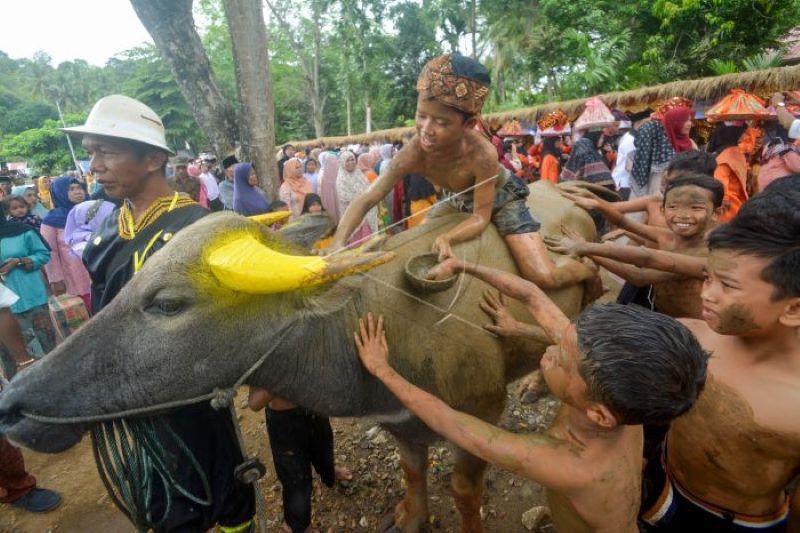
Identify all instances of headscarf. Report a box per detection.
[282,158,314,215]
[378,144,394,176]
[42,176,87,229]
[319,154,340,221]
[662,107,694,153]
[37,177,52,209]
[232,163,269,216]
[336,151,378,232]
[301,193,324,214]
[357,152,381,175]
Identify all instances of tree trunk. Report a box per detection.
[311,0,325,138]
[130,0,237,158]
[346,92,352,136]
[470,0,477,59]
[365,94,372,134]
[223,0,279,196]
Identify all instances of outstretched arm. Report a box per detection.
[546,236,706,279]
[330,159,405,250]
[561,190,668,245]
[591,256,685,286]
[433,258,570,343]
[355,314,583,490]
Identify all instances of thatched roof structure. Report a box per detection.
[287,64,800,148]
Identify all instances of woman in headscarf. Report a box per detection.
[0,201,54,376]
[279,158,314,217]
[357,152,381,184]
[630,103,695,199]
[707,121,748,222]
[40,176,92,311]
[336,151,378,243]
[36,177,52,210]
[378,144,394,177]
[232,162,270,216]
[560,130,613,188]
[318,152,340,222]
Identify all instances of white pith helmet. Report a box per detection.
[61,94,174,155]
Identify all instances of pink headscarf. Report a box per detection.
[319,154,340,222]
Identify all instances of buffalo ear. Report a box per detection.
[277,213,336,252]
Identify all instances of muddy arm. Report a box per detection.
[568,241,706,280]
[330,159,404,249]
[355,315,583,491]
[591,256,685,286]
[443,259,570,343]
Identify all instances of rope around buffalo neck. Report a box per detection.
[20,325,293,533]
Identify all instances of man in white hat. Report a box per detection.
[62,95,255,533]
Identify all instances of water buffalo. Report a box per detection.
[0,181,596,532]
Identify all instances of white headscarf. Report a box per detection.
[336,150,378,232]
[378,144,394,176]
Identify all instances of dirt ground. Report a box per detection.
[0,390,559,533]
[0,276,622,533]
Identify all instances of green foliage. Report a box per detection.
[2,0,800,153]
[0,114,86,175]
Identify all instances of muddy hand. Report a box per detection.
[426,257,460,281]
[354,313,389,375]
[480,290,517,337]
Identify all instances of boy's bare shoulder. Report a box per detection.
[391,136,424,174]
[463,130,501,177]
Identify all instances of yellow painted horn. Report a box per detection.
[207,234,394,294]
[248,211,291,226]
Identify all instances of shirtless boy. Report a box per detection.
[355,259,708,533]
[550,175,724,318]
[327,53,594,288]
[641,189,800,531]
[591,150,717,230]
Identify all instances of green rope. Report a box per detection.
[91,416,212,532]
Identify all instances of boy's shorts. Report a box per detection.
[641,441,790,532]
[430,171,541,236]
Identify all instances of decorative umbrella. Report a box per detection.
[706,89,770,122]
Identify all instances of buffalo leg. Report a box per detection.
[451,447,487,533]
[391,439,429,532]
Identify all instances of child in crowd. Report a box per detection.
[641,188,800,531]
[22,187,49,218]
[550,175,724,318]
[4,196,42,232]
[592,150,717,229]
[301,193,324,215]
[355,256,707,532]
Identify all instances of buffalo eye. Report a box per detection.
[147,299,185,316]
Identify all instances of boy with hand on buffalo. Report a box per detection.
[549,175,724,319]
[640,189,800,531]
[326,53,594,289]
[354,257,708,532]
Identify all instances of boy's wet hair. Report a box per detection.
[663,175,724,208]
[575,303,708,426]
[666,150,717,177]
[708,189,800,300]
